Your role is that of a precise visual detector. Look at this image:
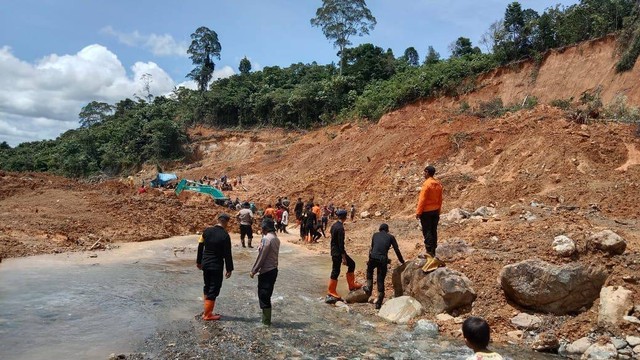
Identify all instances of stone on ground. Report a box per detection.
[510,312,542,329]
[378,296,423,324]
[344,288,370,304]
[472,206,495,217]
[598,286,633,328]
[435,239,474,262]
[627,336,640,347]
[581,343,617,359]
[566,337,593,356]
[552,235,576,257]
[412,319,439,337]
[441,208,470,222]
[499,259,607,314]
[532,332,560,352]
[588,230,626,255]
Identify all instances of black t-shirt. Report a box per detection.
[369,231,404,263]
[197,225,234,272]
[330,221,346,257]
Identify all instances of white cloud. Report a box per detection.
[0,44,177,146]
[101,26,188,57]
[213,65,235,80]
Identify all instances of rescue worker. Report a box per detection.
[294,198,304,223]
[350,204,356,222]
[250,218,280,326]
[236,202,254,248]
[326,209,362,303]
[305,205,318,243]
[264,204,276,219]
[196,213,234,321]
[364,224,405,309]
[416,165,443,257]
[280,207,289,234]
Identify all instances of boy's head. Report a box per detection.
[462,317,491,350]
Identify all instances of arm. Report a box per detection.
[416,182,427,217]
[196,235,204,269]
[251,237,270,275]
[224,234,234,274]
[437,183,443,214]
[391,235,405,264]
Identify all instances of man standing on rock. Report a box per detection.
[326,209,362,303]
[236,202,254,248]
[364,223,405,310]
[416,165,443,257]
[250,218,280,326]
[197,213,234,321]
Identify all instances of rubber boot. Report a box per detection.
[261,308,272,326]
[202,300,221,321]
[248,238,253,248]
[363,279,373,296]
[326,279,341,299]
[375,292,384,310]
[346,272,363,291]
[241,239,246,248]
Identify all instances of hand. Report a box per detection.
[415,214,420,220]
[250,272,255,279]
[225,271,232,279]
[197,263,202,270]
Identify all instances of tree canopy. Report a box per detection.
[239,56,252,74]
[187,26,222,92]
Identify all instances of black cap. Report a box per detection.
[218,213,231,221]
[379,223,389,232]
[424,165,436,176]
[261,218,276,232]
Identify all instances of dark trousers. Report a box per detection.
[240,225,253,244]
[330,255,356,280]
[258,269,278,309]
[203,269,223,301]
[366,257,388,294]
[420,210,440,255]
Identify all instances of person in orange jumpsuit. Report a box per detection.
[416,165,443,257]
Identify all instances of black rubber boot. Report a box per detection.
[261,308,272,326]
[363,279,373,296]
[248,238,253,248]
[375,293,384,310]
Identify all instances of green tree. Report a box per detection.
[343,43,396,88]
[424,46,441,65]
[310,0,377,74]
[78,101,114,128]
[450,37,481,58]
[239,56,252,74]
[187,26,222,92]
[0,141,11,150]
[403,47,419,66]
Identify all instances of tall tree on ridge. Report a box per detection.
[187,26,222,92]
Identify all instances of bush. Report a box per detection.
[550,98,573,110]
[474,98,506,118]
[604,95,640,123]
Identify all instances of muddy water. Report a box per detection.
[0,234,556,360]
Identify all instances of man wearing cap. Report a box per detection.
[416,165,443,256]
[326,209,362,303]
[250,218,280,326]
[364,224,405,309]
[196,213,234,321]
[237,202,254,248]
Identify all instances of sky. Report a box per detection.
[0,0,579,146]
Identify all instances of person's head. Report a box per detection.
[298,197,302,201]
[424,165,436,179]
[243,202,250,209]
[268,204,272,208]
[217,213,231,229]
[261,218,276,234]
[336,209,348,221]
[379,223,389,232]
[462,317,491,351]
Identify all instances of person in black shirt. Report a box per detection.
[364,223,405,309]
[196,213,234,321]
[305,207,318,243]
[326,209,362,303]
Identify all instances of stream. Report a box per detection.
[0,234,558,359]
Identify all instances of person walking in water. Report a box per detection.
[250,218,280,326]
[236,202,254,248]
[196,213,234,321]
[326,209,362,303]
[364,223,405,309]
[416,165,443,257]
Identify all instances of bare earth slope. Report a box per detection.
[1,37,639,347]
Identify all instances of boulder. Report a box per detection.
[581,343,617,359]
[394,260,476,314]
[588,230,626,255]
[598,286,633,328]
[506,330,524,342]
[610,338,628,350]
[627,336,640,347]
[532,332,560,352]
[441,208,470,222]
[360,211,371,219]
[511,313,542,329]
[567,337,593,356]
[552,235,576,257]
[435,313,454,321]
[344,289,370,304]
[378,296,423,324]
[435,239,474,262]
[472,206,495,217]
[374,211,383,217]
[500,259,607,314]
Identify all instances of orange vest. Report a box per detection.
[416,177,443,215]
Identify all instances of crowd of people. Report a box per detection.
[195,165,503,358]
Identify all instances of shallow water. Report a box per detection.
[0,234,557,359]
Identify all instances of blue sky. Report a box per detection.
[0,0,578,145]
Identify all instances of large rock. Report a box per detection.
[472,206,496,217]
[588,230,627,255]
[394,260,476,314]
[441,208,470,222]
[378,296,423,324]
[532,332,560,352]
[598,286,633,328]
[344,289,370,304]
[581,343,617,359]
[566,337,593,356]
[500,259,608,314]
[552,235,576,257]
[511,313,542,329]
[435,239,474,262]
